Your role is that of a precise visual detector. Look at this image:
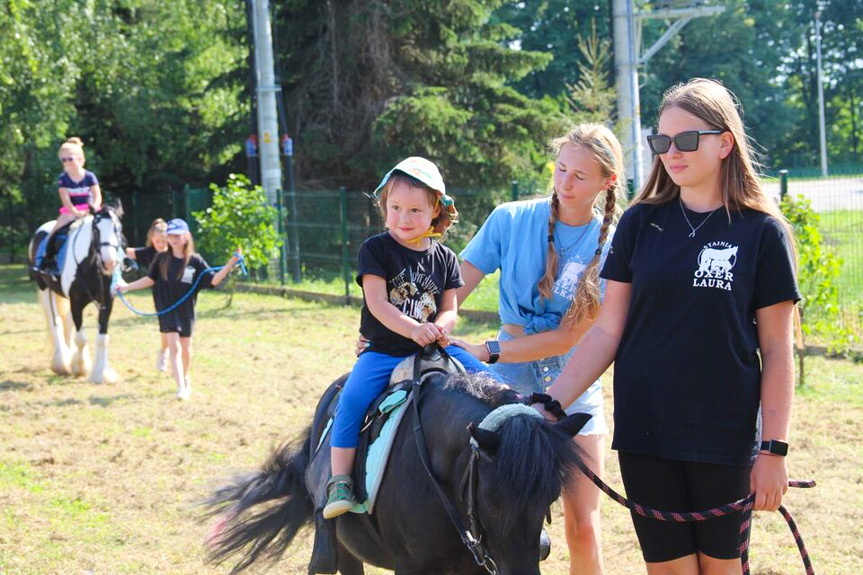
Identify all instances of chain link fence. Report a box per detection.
[4,168,860,345]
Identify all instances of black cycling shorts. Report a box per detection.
[618,451,753,563]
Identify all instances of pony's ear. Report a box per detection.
[111,198,124,218]
[555,413,592,438]
[467,422,500,454]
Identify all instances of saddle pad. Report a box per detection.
[316,388,412,515]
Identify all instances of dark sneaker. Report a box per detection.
[322,475,356,519]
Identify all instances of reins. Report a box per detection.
[574,460,817,575]
[111,252,247,317]
[409,346,500,575]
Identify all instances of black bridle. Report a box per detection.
[409,349,499,575]
[76,208,125,310]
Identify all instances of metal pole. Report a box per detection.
[510,180,519,202]
[612,0,644,191]
[340,186,350,304]
[277,187,286,285]
[283,138,301,283]
[779,169,789,200]
[251,0,284,277]
[815,11,829,177]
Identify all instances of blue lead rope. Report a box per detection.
[111,253,247,317]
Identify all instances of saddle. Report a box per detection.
[306,346,465,574]
[35,220,76,277]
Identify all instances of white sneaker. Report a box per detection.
[156,350,168,372]
[177,386,191,400]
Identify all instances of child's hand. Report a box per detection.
[114,279,128,295]
[435,325,452,347]
[411,323,443,347]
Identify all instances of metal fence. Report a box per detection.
[271,169,862,346]
[273,182,539,298]
[3,167,860,345]
[768,166,863,343]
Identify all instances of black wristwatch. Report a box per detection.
[760,439,789,457]
[485,340,501,364]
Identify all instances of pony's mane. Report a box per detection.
[442,372,524,408]
[443,372,584,536]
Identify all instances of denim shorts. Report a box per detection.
[489,329,608,436]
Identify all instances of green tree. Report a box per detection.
[193,174,282,275]
[273,0,566,191]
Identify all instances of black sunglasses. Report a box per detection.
[646,130,726,155]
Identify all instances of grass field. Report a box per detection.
[0,264,861,574]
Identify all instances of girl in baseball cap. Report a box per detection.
[373,156,458,242]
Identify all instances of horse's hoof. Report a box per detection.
[52,359,72,375]
[91,368,118,385]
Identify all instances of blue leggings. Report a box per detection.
[330,346,497,448]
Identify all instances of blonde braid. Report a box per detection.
[537,193,560,301]
[562,186,617,326]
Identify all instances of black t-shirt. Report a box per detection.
[600,201,800,465]
[147,253,214,317]
[133,246,159,272]
[357,232,463,357]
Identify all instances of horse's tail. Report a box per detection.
[202,426,314,573]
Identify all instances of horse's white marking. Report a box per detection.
[61,218,90,295]
[71,329,92,378]
[91,334,117,384]
[39,289,71,375]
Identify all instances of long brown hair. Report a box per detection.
[637,78,801,342]
[156,233,196,280]
[539,124,626,327]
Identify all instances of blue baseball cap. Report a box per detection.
[166,218,190,235]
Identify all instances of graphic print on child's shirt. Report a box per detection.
[692,241,738,291]
[388,268,439,322]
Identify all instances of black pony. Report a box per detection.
[28,203,125,383]
[204,371,589,575]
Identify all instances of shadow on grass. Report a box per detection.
[0,380,32,392]
[88,393,137,407]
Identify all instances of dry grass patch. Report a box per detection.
[0,264,860,574]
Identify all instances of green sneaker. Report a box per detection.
[323,475,356,519]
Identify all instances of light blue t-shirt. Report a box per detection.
[460,197,614,334]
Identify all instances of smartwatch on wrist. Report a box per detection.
[760,439,789,457]
[485,340,501,364]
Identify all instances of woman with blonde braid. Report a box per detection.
[452,124,626,575]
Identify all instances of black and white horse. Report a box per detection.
[28,204,125,383]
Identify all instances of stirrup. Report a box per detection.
[323,475,356,519]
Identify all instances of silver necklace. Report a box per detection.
[679,197,719,238]
[555,220,593,258]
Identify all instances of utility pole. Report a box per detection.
[251,0,283,269]
[815,11,829,177]
[612,0,644,194]
[612,0,724,192]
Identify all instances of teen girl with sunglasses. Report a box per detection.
[535,79,800,575]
